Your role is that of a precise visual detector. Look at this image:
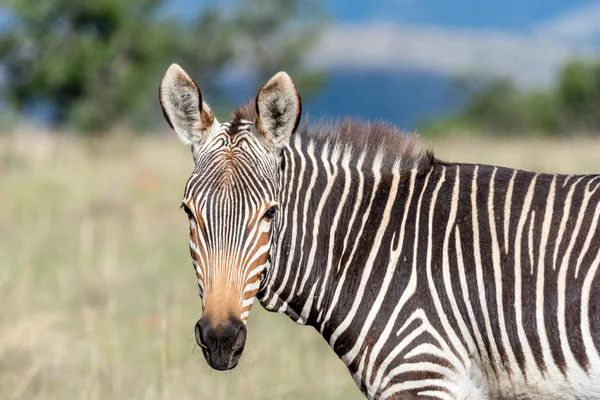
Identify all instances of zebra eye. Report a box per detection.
[262,206,278,221]
[181,203,194,218]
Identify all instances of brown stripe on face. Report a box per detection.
[244,207,263,235]
[188,201,276,324]
[239,231,271,320]
[193,208,208,237]
[203,225,271,323]
[202,276,245,327]
[184,203,209,309]
[239,213,271,264]
[188,210,208,281]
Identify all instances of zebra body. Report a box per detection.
[158,65,600,399]
[261,137,600,398]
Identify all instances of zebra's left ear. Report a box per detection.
[255,71,302,150]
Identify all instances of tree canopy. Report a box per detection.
[0,0,324,133]
[420,59,600,137]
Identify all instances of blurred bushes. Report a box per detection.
[421,59,600,137]
[0,0,324,134]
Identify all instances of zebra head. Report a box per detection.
[159,64,302,370]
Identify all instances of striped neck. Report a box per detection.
[258,131,433,331]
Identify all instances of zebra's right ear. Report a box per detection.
[159,64,216,146]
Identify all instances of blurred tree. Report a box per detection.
[460,78,528,134]
[0,0,325,133]
[420,58,600,137]
[556,59,600,132]
[523,90,559,134]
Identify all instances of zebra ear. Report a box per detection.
[159,64,216,146]
[255,71,302,150]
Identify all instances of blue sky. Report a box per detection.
[170,0,594,31]
[169,0,600,87]
[324,0,585,29]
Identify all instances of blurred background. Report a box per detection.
[2,0,600,399]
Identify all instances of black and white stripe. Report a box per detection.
[161,65,600,399]
[252,120,600,399]
[183,120,279,322]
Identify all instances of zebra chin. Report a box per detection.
[194,315,247,371]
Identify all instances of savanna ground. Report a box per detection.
[2,129,600,400]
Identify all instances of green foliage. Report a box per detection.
[461,78,528,133]
[0,0,325,134]
[524,90,560,133]
[420,58,600,137]
[556,60,600,132]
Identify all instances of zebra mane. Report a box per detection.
[234,102,434,172]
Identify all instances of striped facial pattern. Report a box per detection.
[160,64,301,370]
[183,120,280,325]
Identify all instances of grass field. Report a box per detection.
[3,131,600,400]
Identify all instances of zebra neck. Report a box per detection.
[258,135,437,332]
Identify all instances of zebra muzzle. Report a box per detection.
[194,316,247,370]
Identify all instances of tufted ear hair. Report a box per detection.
[255,71,302,150]
[159,64,216,145]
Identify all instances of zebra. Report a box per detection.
[159,63,600,399]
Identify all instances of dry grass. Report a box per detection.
[2,131,600,399]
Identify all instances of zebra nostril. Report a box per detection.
[232,321,247,351]
[194,320,208,350]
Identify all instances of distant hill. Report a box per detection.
[303,69,466,131]
[220,68,466,132]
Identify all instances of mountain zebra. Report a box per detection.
[159,64,600,399]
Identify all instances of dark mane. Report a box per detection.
[233,102,434,172]
[232,101,257,123]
